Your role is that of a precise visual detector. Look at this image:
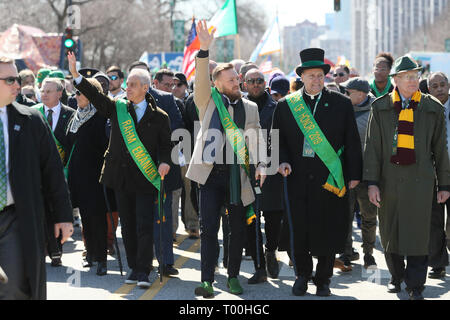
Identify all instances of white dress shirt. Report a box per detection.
[44,103,62,131]
[133,99,147,123]
[0,107,14,206]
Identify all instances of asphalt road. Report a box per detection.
[46,215,450,301]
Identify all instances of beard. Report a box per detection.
[221,87,242,101]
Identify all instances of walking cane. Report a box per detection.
[0,265,8,284]
[283,170,298,277]
[158,176,165,284]
[253,179,262,270]
[103,185,123,276]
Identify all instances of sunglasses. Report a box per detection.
[75,90,81,96]
[0,76,20,85]
[333,72,346,78]
[246,78,264,85]
[24,93,35,99]
[108,75,119,81]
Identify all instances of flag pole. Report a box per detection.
[236,34,241,59]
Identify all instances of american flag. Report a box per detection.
[182,18,200,81]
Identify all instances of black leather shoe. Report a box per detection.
[248,269,267,284]
[407,288,424,300]
[316,283,331,297]
[96,261,107,276]
[428,267,446,279]
[387,279,402,293]
[292,276,308,296]
[265,251,280,279]
[160,265,179,277]
[51,257,62,267]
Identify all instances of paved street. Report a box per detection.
[46,215,450,301]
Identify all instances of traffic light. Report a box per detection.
[63,27,76,52]
[334,0,341,11]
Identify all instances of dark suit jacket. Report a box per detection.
[75,77,172,194]
[53,103,75,163]
[273,87,362,255]
[66,113,109,213]
[7,102,72,299]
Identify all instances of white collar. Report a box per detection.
[304,89,321,100]
[45,102,61,113]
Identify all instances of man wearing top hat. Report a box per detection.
[364,55,450,300]
[272,48,362,297]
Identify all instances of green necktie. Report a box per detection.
[0,116,7,210]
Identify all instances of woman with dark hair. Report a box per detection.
[370,52,395,97]
[66,78,109,276]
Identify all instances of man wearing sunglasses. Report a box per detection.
[0,57,73,299]
[106,66,125,98]
[332,65,350,94]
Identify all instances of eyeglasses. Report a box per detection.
[246,78,264,85]
[0,76,20,85]
[108,75,119,81]
[333,72,346,78]
[396,74,420,81]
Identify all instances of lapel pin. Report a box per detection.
[14,124,21,131]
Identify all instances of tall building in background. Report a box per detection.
[283,20,328,73]
[312,0,352,65]
[352,0,449,76]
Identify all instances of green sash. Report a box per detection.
[210,88,256,225]
[33,104,66,162]
[285,91,347,197]
[115,99,165,222]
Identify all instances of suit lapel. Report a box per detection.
[7,104,25,170]
[54,105,69,136]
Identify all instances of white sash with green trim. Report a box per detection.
[285,91,347,197]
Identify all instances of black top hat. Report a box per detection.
[78,68,100,78]
[295,48,331,77]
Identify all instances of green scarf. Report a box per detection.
[370,78,392,98]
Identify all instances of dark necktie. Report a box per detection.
[47,109,53,130]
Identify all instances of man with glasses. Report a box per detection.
[0,57,73,299]
[106,66,125,98]
[364,56,450,300]
[273,48,362,297]
[332,64,350,94]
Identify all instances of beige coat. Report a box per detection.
[186,55,266,207]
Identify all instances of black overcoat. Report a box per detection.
[74,78,172,195]
[8,102,73,299]
[66,112,109,215]
[272,87,362,255]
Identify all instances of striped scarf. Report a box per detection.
[390,87,421,165]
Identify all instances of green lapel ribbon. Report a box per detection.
[210,88,256,225]
[116,99,165,222]
[285,91,347,197]
[33,104,66,163]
